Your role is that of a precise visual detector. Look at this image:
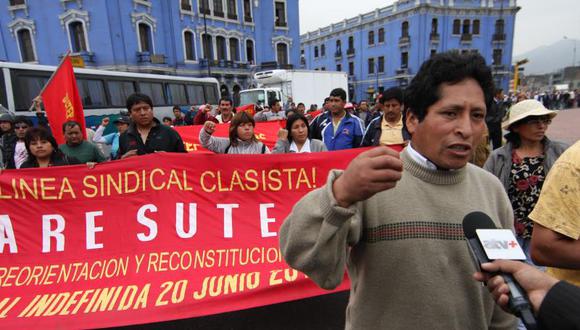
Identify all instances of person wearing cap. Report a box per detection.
[484,99,569,262]
[93,116,130,159]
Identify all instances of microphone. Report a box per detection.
[462,211,537,330]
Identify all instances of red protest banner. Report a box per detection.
[175,121,283,153]
[40,55,86,144]
[0,150,359,329]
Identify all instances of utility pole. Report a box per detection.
[202,0,211,76]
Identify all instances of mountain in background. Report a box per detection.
[514,38,579,75]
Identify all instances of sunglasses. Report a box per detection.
[522,116,552,126]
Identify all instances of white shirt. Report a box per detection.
[405,143,438,171]
[14,141,27,169]
[289,139,311,153]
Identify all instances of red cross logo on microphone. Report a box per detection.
[509,240,518,248]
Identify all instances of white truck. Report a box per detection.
[239,69,348,109]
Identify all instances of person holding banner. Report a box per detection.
[60,121,106,164]
[280,51,517,329]
[118,93,186,158]
[200,111,270,154]
[273,114,327,153]
[20,127,81,168]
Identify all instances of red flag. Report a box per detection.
[41,56,86,144]
[236,103,255,116]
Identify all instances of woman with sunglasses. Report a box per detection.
[484,100,569,261]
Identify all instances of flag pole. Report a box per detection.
[28,50,72,111]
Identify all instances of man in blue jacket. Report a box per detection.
[309,88,364,151]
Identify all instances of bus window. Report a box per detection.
[107,80,136,107]
[77,78,107,108]
[204,85,218,104]
[139,82,165,105]
[0,71,7,109]
[13,74,48,110]
[186,84,205,105]
[167,83,188,105]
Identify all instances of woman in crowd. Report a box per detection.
[273,114,326,153]
[484,100,569,258]
[199,111,269,154]
[20,127,81,168]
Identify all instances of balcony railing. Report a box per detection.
[136,52,166,64]
[199,59,250,69]
[493,33,506,42]
[227,13,237,20]
[335,50,342,59]
[398,35,411,46]
[214,10,224,17]
[275,21,288,28]
[199,8,210,15]
[181,4,192,11]
[430,33,440,42]
[346,48,355,57]
[244,15,253,23]
[460,34,472,42]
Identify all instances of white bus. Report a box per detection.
[0,62,220,127]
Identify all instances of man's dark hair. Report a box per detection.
[172,105,180,111]
[404,51,494,122]
[297,102,305,107]
[329,88,347,101]
[219,97,233,105]
[494,88,503,96]
[126,93,153,112]
[62,120,81,133]
[229,111,257,146]
[268,99,280,108]
[323,97,330,104]
[380,87,404,105]
[162,116,172,122]
[13,116,33,127]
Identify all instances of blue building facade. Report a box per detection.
[300,0,519,102]
[0,0,300,102]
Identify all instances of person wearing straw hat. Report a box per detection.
[484,99,569,261]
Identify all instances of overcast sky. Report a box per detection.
[299,0,580,56]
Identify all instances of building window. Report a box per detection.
[183,30,196,61]
[314,46,319,58]
[430,49,437,57]
[368,30,375,46]
[246,39,254,63]
[401,21,409,37]
[9,0,25,5]
[226,0,237,19]
[378,56,384,73]
[243,0,252,22]
[229,37,240,61]
[453,19,460,35]
[320,44,325,57]
[276,42,288,65]
[17,28,35,62]
[336,64,342,71]
[493,49,502,65]
[431,18,438,34]
[348,62,354,76]
[462,20,470,35]
[199,0,211,15]
[69,21,88,53]
[137,22,152,53]
[216,36,227,60]
[181,0,192,11]
[275,1,287,27]
[321,67,326,71]
[213,0,224,17]
[368,58,375,74]
[473,19,480,35]
[336,39,341,52]
[495,19,505,34]
[202,34,213,60]
[348,36,354,49]
[378,28,385,43]
[401,52,408,68]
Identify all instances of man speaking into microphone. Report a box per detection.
[280,51,517,330]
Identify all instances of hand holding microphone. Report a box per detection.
[463,212,538,330]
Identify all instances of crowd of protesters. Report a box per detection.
[0,50,578,328]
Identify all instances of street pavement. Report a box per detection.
[547,107,580,145]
